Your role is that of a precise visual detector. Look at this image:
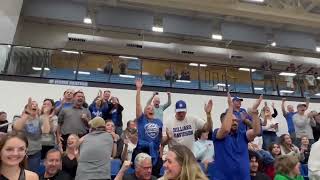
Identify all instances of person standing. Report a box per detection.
[133,78,163,176]
[281,97,310,143]
[104,96,124,136]
[146,92,171,122]
[211,93,262,180]
[54,89,75,114]
[261,105,279,150]
[14,98,50,174]
[57,91,91,151]
[232,97,253,132]
[75,117,113,180]
[162,98,213,151]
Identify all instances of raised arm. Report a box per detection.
[135,78,143,119]
[281,98,287,116]
[115,161,131,180]
[271,102,278,118]
[246,95,263,141]
[146,92,157,106]
[162,92,172,110]
[305,97,310,110]
[14,98,32,131]
[216,93,233,139]
[203,99,213,132]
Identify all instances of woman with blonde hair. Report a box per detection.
[160,145,208,180]
[274,155,303,180]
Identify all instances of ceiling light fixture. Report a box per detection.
[239,68,256,72]
[211,34,223,40]
[279,72,296,76]
[119,74,135,78]
[316,46,320,52]
[200,64,207,67]
[74,71,90,75]
[83,17,92,24]
[271,41,277,47]
[189,63,198,67]
[280,90,294,94]
[176,80,191,83]
[119,56,139,60]
[62,50,79,54]
[152,26,163,32]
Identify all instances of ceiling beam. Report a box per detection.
[120,0,320,29]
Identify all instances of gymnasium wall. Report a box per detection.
[0,80,319,136]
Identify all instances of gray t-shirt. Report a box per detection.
[75,131,113,180]
[40,115,58,146]
[293,113,316,139]
[23,118,42,155]
[58,107,91,135]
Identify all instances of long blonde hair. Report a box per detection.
[164,145,208,180]
[65,134,79,155]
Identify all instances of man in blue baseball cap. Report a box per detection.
[162,99,213,151]
[232,96,253,132]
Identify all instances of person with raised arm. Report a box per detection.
[281,97,310,142]
[146,91,171,122]
[162,98,213,151]
[132,78,163,177]
[14,97,51,174]
[210,93,262,180]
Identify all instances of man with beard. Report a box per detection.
[57,91,91,151]
[41,149,72,180]
[249,151,270,180]
[210,93,262,180]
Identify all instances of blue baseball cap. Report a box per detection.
[175,100,187,112]
[232,97,243,102]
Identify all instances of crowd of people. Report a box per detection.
[0,78,320,180]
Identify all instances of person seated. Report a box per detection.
[249,151,270,180]
[62,134,79,179]
[0,111,8,133]
[121,120,138,162]
[41,149,72,180]
[0,132,39,180]
[159,145,208,180]
[180,68,190,80]
[299,135,311,165]
[279,134,304,161]
[265,143,282,179]
[115,153,157,180]
[274,155,304,180]
[103,60,113,75]
[193,129,214,169]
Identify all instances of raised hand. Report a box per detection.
[166,128,173,141]
[120,161,132,172]
[135,78,143,89]
[227,92,233,107]
[252,95,263,110]
[204,99,213,113]
[271,102,275,109]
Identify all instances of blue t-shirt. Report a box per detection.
[136,114,163,165]
[284,112,296,134]
[233,108,252,132]
[55,101,73,110]
[211,128,250,180]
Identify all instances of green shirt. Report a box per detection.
[274,173,304,180]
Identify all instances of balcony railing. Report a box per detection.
[0,43,318,98]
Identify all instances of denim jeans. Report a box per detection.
[262,131,277,150]
[27,151,41,175]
